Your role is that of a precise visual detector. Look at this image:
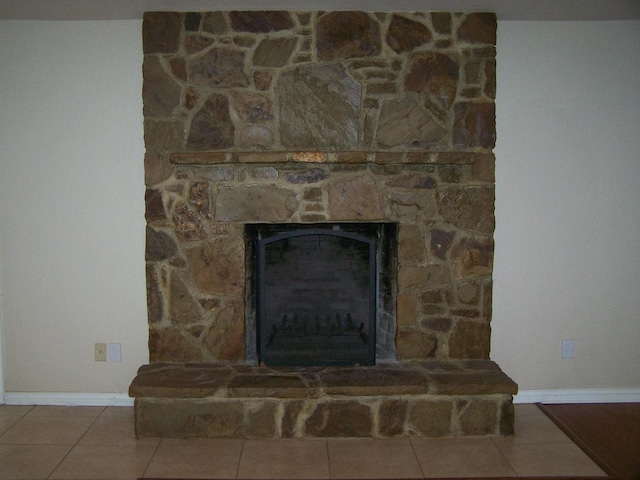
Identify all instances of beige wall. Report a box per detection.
[0,20,148,394]
[492,20,640,391]
[0,18,639,397]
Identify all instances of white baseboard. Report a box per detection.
[515,388,640,404]
[3,392,133,407]
[4,389,640,407]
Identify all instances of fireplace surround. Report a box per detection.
[130,10,518,438]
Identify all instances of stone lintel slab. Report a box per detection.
[129,360,517,399]
[169,151,488,165]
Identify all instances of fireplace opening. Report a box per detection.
[245,223,397,367]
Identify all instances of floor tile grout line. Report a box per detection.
[139,435,164,479]
[407,437,427,479]
[45,405,107,479]
[488,436,520,478]
[234,438,247,480]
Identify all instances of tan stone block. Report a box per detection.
[185,237,244,295]
[396,290,418,328]
[408,400,453,437]
[327,175,385,220]
[396,329,437,360]
[215,184,299,222]
[242,401,278,438]
[378,399,408,436]
[148,327,203,363]
[456,399,497,436]
[305,401,373,437]
[136,398,244,437]
[448,320,490,359]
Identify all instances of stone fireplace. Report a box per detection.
[130,10,518,438]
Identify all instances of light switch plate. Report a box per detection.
[561,339,574,358]
[107,343,122,362]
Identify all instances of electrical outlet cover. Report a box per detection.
[95,343,107,362]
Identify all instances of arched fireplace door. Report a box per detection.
[248,223,397,367]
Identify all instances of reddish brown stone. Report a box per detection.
[185,34,214,54]
[453,101,495,149]
[143,12,181,54]
[243,402,277,438]
[316,12,381,61]
[457,399,497,435]
[484,59,496,98]
[450,234,494,280]
[500,399,515,435]
[186,94,235,150]
[205,301,245,361]
[142,56,182,117]
[456,281,480,305]
[470,153,495,183]
[253,37,298,67]
[282,401,305,437]
[305,401,372,437]
[421,317,452,332]
[149,327,203,362]
[253,70,274,91]
[169,274,201,325]
[437,186,494,234]
[405,52,459,109]
[396,329,437,360]
[145,226,177,261]
[319,367,429,396]
[145,189,166,224]
[229,11,294,33]
[129,363,233,398]
[215,184,299,222]
[448,320,490,359]
[144,119,185,150]
[386,15,432,54]
[169,58,187,82]
[431,12,451,35]
[144,149,173,186]
[146,265,164,324]
[172,202,207,242]
[409,400,452,437]
[376,95,447,148]
[202,12,228,34]
[189,48,249,88]
[429,229,455,260]
[378,399,408,436]
[327,175,385,221]
[185,237,244,295]
[188,182,211,218]
[457,13,497,45]
[231,92,273,123]
[185,86,200,110]
[277,63,360,150]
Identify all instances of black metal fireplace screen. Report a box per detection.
[253,224,381,366]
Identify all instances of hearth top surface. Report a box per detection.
[129,360,518,399]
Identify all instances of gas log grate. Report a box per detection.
[247,223,396,367]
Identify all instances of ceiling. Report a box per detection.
[1,0,639,21]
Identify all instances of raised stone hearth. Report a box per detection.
[133,10,518,438]
[130,361,516,437]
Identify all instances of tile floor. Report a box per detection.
[0,403,607,479]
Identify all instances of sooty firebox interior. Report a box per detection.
[246,223,397,367]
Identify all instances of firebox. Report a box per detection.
[246,223,397,366]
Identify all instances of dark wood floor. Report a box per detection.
[538,403,640,480]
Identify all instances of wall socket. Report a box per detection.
[95,343,107,362]
[95,343,122,362]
